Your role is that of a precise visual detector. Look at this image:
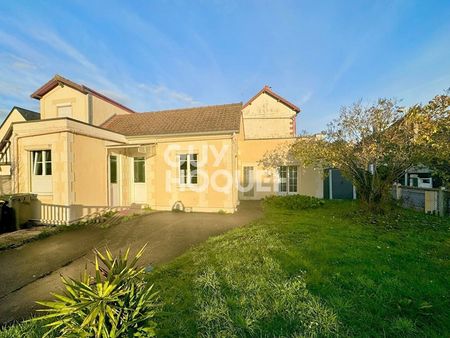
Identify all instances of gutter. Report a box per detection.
[125,129,239,139]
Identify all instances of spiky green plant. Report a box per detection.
[31,244,158,337]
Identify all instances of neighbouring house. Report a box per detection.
[0,75,324,224]
[0,106,40,194]
[402,166,435,189]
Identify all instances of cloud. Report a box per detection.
[299,91,313,104]
[29,29,99,74]
[137,83,201,110]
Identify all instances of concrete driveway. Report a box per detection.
[0,201,262,324]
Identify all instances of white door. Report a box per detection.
[109,155,120,206]
[132,157,147,203]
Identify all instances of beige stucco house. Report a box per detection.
[0,75,323,224]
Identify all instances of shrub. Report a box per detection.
[264,194,325,210]
[31,245,159,337]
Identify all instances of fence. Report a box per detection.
[392,184,449,216]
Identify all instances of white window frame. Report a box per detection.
[279,165,298,194]
[178,153,198,185]
[32,150,52,176]
[133,157,146,183]
[30,149,53,194]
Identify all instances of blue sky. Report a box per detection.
[0,0,449,133]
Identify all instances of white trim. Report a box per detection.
[108,154,121,206]
[278,165,298,194]
[177,153,198,187]
[130,156,147,203]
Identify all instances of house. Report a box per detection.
[0,107,40,194]
[0,75,324,224]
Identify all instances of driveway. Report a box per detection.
[0,201,262,324]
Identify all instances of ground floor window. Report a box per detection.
[179,154,198,185]
[279,166,298,193]
[32,150,52,176]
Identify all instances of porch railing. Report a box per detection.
[0,142,11,165]
[39,204,130,225]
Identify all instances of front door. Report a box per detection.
[109,155,120,206]
[132,157,147,203]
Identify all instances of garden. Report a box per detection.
[2,196,449,337]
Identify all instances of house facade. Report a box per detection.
[0,75,323,224]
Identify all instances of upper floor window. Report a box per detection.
[57,105,72,118]
[32,150,52,176]
[179,154,197,185]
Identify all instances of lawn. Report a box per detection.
[1,199,449,337]
[148,200,449,337]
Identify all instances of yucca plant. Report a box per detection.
[31,244,158,337]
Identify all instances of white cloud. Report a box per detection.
[299,91,313,104]
[137,83,201,109]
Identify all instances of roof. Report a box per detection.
[0,106,39,132]
[243,85,300,113]
[101,103,242,136]
[30,74,135,114]
[14,106,40,121]
[0,106,39,146]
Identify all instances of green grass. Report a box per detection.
[147,201,449,337]
[2,200,449,337]
[0,319,54,338]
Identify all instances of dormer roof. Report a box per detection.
[30,74,135,114]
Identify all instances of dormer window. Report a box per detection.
[57,104,72,118]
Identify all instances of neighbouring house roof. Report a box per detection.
[0,106,39,132]
[243,85,300,113]
[0,106,39,148]
[30,74,135,114]
[14,106,40,121]
[101,103,242,136]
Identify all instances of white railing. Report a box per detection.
[0,142,11,164]
[39,204,130,225]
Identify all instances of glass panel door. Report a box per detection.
[109,155,120,206]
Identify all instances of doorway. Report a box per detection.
[131,157,147,203]
[109,155,120,206]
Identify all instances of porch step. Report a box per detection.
[130,203,150,210]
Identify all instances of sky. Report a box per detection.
[0,0,450,133]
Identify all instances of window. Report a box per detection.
[179,154,198,185]
[57,105,72,118]
[279,166,297,193]
[32,150,52,176]
[31,150,52,194]
[110,156,118,183]
[133,157,145,183]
